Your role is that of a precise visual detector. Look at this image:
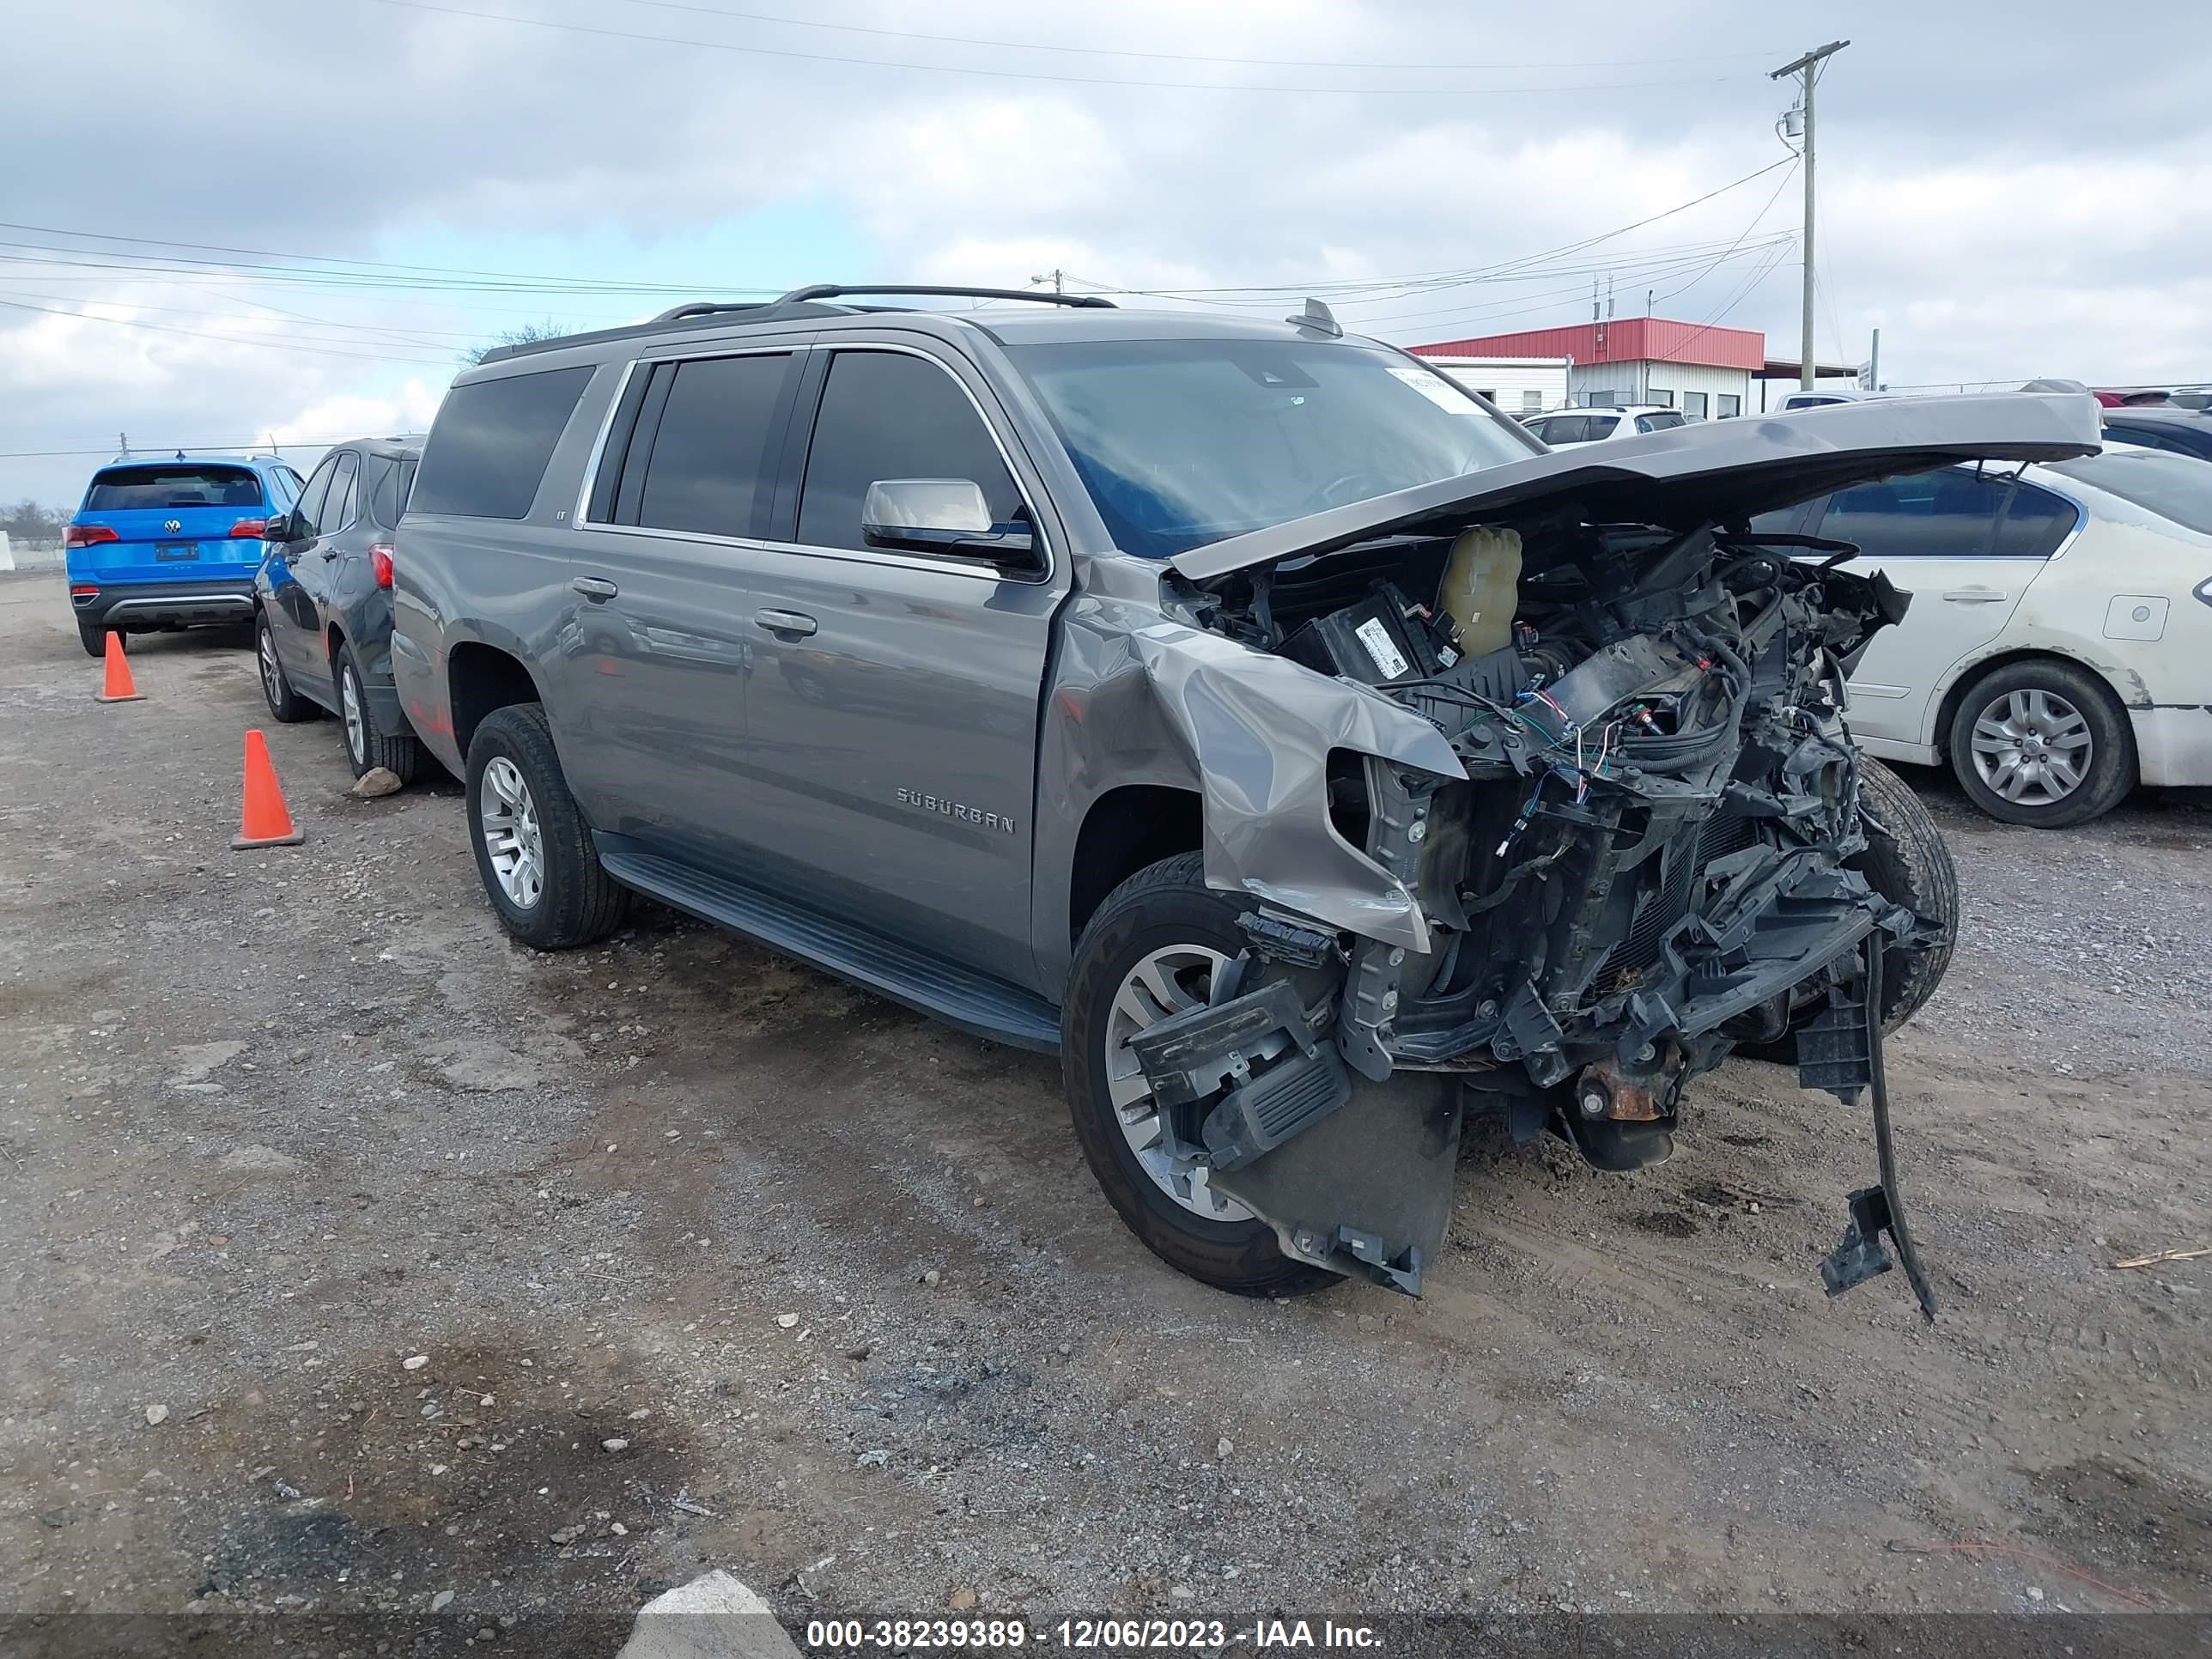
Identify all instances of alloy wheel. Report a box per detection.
[258,629,283,708]
[1969,686,2094,806]
[478,757,546,908]
[341,666,366,766]
[1102,944,1256,1223]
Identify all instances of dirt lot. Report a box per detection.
[2,571,2207,1652]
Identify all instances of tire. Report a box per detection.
[1741,757,1958,1059]
[255,612,314,723]
[1851,757,1957,1036]
[334,643,422,784]
[1946,658,2135,828]
[1060,852,1335,1299]
[78,620,107,659]
[464,702,627,951]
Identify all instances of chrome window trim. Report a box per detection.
[570,357,641,528]
[568,343,807,534]
[574,337,1054,586]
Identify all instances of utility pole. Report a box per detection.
[1771,40,1847,392]
[1031,268,1065,295]
[1867,327,1881,392]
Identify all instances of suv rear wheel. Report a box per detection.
[464,703,628,949]
[334,643,422,783]
[1061,853,1335,1299]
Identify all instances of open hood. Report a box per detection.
[1170,389,2104,583]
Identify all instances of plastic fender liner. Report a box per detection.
[1209,1071,1463,1297]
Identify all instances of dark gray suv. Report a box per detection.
[392,284,2101,1308]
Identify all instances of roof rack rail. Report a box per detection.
[769,283,1115,311]
[650,301,773,325]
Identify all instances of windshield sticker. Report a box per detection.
[1385,365,1479,412]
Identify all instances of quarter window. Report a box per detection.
[632,354,793,540]
[411,365,593,520]
[1990,479,2078,558]
[796,351,1024,554]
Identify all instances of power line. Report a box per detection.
[0,439,368,461]
[0,295,456,365]
[614,0,1788,72]
[1085,155,1799,301]
[343,0,1764,95]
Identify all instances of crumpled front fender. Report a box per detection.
[1130,622,1466,952]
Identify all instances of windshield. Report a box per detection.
[1006,338,1534,559]
[2045,449,2212,537]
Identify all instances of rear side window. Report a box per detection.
[368,456,417,528]
[412,365,593,520]
[795,351,1023,554]
[1818,467,2008,558]
[633,354,793,539]
[1990,480,2078,558]
[1638,411,1686,433]
[84,464,264,511]
[1587,415,1620,440]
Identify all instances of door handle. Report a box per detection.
[1940,586,2009,604]
[755,608,817,638]
[571,576,619,602]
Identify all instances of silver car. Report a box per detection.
[390,284,2101,1310]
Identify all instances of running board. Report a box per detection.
[595,842,1062,1054]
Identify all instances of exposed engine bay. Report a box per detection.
[1137,510,1944,1312]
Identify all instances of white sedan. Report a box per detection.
[1759,447,2212,826]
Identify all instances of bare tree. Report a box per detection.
[462,319,571,365]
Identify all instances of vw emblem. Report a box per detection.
[163,519,181,533]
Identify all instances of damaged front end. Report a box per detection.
[1127,514,1950,1311]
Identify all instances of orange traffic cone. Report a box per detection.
[94,630,144,703]
[232,730,305,850]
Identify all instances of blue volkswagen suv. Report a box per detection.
[64,452,306,656]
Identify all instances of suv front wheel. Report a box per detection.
[1061,853,1335,1299]
[464,703,628,950]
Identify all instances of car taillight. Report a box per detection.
[370,544,394,588]
[228,519,269,538]
[70,584,100,599]
[64,524,118,549]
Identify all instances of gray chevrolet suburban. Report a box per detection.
[392,284,2101,1308]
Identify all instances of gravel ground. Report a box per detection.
[1,573,2206,1655]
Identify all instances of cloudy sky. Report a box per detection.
[3,0,2207,509]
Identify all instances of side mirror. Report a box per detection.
[264,511,294,544]
[861,478,1036,568]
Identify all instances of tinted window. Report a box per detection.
[368,456,417,528]
[1991,480,2078,558]
[1533,416,1588,444]
[2047,449,2212,536]
[324,452,361,533]
[1585,415,1620,440]
[798,352,1022,553]
[84,464,264,511]
[2107,422,2212,460]
[634,354,792,539]
[1637,412,1686,433]
[1819,467,2008,558]
[412,365,593,520]
[264,468,296,509]
[1748,502,1816,538]
[293,456,339,538]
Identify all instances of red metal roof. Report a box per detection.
[1411,318,1765,372]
